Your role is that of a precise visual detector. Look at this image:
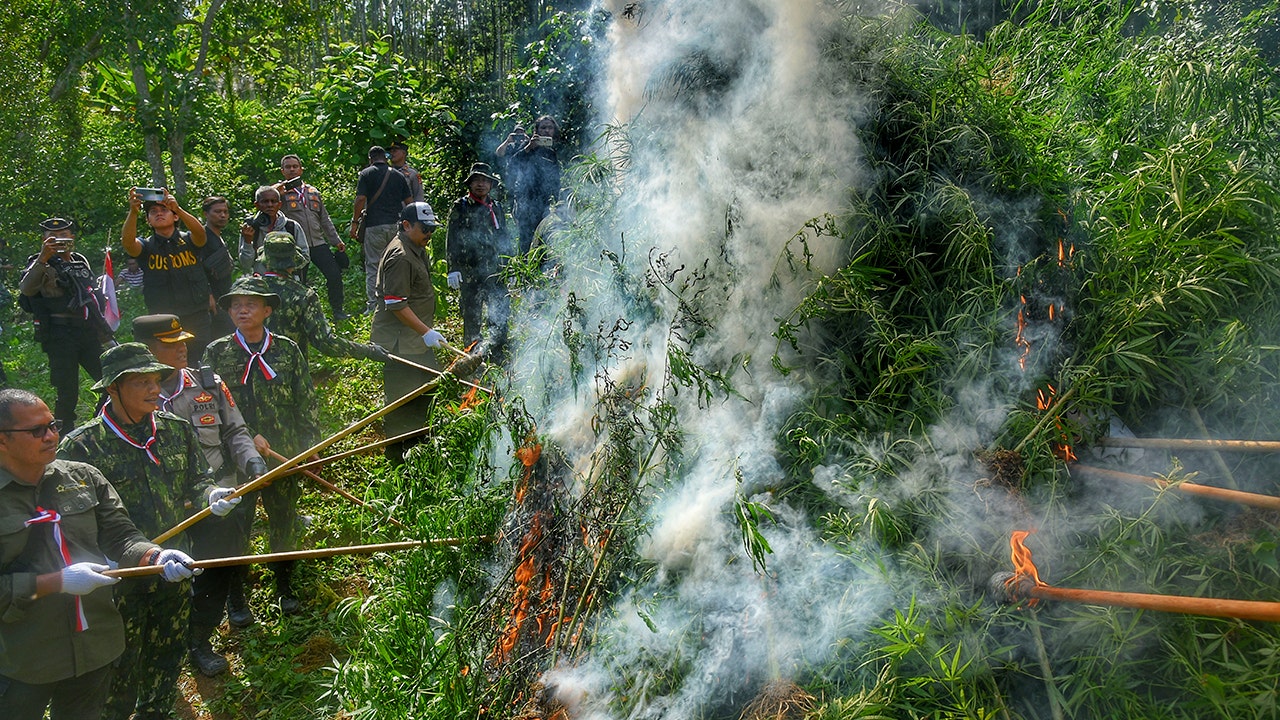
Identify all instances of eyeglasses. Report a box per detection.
[0,419,62,438]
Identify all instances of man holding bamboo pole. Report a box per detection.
[373,202,447,464]
[57,345,206,720]
[135,313,269,676]
[205,276,320,613]
[0,389,193,720]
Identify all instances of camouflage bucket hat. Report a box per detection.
[219,274,281,310]
[92,342,174,390]
[258,231,306,271]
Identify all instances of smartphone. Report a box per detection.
[534,135,553,148]
[138,187,166,202]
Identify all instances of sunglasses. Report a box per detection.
[0,419,63,438]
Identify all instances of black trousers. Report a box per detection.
[459,274,510,362]
[309,244,346,313]
[0,663,114,720]
[188,499,253,629]
[43,323,104,432]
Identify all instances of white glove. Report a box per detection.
[60,562,120,595]
[153,548,201,582]
[208,487,242,517]
[422,329,446,348]
[447,271,462,290]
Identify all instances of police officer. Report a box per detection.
[58,344,211,720]
[257,231,390,362]
[276,155,350,319]
[204,277,319,612]
[134,314,267,676]
[374,202,447,464]
[18,218,110,431]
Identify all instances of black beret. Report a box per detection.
[38,217,75,232]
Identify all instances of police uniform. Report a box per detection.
[17,218,107,431]
[257,233,388,361]
[204,276,319,610]
[280,181,348,316]
[136,313,268,673]
[58,344,215,720]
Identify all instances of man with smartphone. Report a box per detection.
[18,218,109,432]
[275,154,350,320]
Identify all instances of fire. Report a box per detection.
[1009,530,1045,588]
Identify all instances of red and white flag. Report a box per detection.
[99,250,121,331]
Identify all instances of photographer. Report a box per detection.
[500,115,562,255]
[238,185,308,275]
[18,217,108,431]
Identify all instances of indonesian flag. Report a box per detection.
[99,250,121,331]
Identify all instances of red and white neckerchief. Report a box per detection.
[99,402,161,466]
[469,194,499,229]
[234,329,278,384]
[26,506,90,631]
[158,370,193,413]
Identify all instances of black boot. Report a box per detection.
[226,569,255,628]
[188,626,229,677]
[273,560,301,614]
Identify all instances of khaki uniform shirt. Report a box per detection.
[371,235,439,364]
[0,460,157,683]
[280,183,343,249]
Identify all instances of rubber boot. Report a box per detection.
[188,625,229,677]
[226,569,255,628]
[273,560,301,614]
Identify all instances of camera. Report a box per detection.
[138,187,165,203]
[46,237,73,253]
[249,211,273,228]
[534,135,553,148]
[282,176,303,191]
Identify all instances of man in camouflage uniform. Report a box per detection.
[204,276,319,612]
[0,388,194,720]
[134,314,268,676]
[58,344,212,720]
[374,203,447,464]
[256,232,390,363]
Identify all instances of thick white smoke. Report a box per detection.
[501,1,893,717]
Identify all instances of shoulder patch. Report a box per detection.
[198,414,217,425]
[194,391,214,403]
[221,384,236,407]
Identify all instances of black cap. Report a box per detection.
[368,145,387,159]
[389,141,408,152]
[38,217,74,232]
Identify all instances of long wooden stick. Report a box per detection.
[1070,464,1280,511]
[999,572,1280,623]
[264,448,408,529]
[153,374,447,543]
[1096,436,1280,453]
[439,341,471,361]
[389,353,492,394]
[291,426,432,473]
[105,536,490,579]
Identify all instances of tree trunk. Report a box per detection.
[125,37,167,186]
[168,131,188,199]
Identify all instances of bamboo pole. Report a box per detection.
[153,374,449,544]
[1096,437,1280,453]
[105,536,491,579]
[1189,406,1239,489]
[1070,464,1280,511]
[263,448,407,530]
[288,426,433,474]
[389,353,492,394]
[996,572,1280,623]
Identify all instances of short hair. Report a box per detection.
[254,185,281,202]
[534,115,560,139]
[0,389,43,429]
[202,196,228,213]
[281,154,301,164]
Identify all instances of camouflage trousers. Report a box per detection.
[103,580,191,720]
[261,477,301,553]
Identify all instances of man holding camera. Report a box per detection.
[18,218,109,432]
[121,188,215,360]
[276,155,350,320]
[238,185,309,275]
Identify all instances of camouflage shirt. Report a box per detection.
[159,367,264,481]
[260,272,381,360]
[58,406,216,550]
[204,330,320,459]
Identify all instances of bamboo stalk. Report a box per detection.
[389,353,492,394]
[263,448,407,530]
[994,572,1280,622]
[288,426,433,474]
[152,374,448,543]
[105,536,491,579]
[1096,436,1280,453]
[1070,464,1280,511]
[438,341,472,361]
[1189,406,1239,488]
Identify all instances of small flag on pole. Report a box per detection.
[100,250,121,331]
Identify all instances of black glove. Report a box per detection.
[366,343,391,362]
[244,456,269,479]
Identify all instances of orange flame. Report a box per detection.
[1009,530,1046,592]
